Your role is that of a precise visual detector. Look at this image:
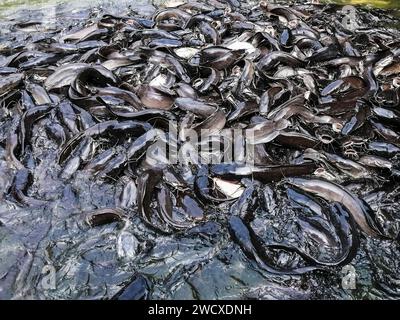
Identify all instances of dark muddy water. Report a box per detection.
[1,0,400,300]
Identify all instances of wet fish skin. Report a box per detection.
[59,120,152,164]
[116,176,137,209]
[286,178,388,239]
[174,97,218,118]
[9,169,46,207]
[257,51,306,71]
[228,216,319,274]
[211,163,317,183]
[0,73,24,96]
[25,82,52,105]
[45,122,67,146]
[19,105,53,156]
[137,169,163,226]
[137,85,175,110]
[112,274,150,300]
[85,208,124,227]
